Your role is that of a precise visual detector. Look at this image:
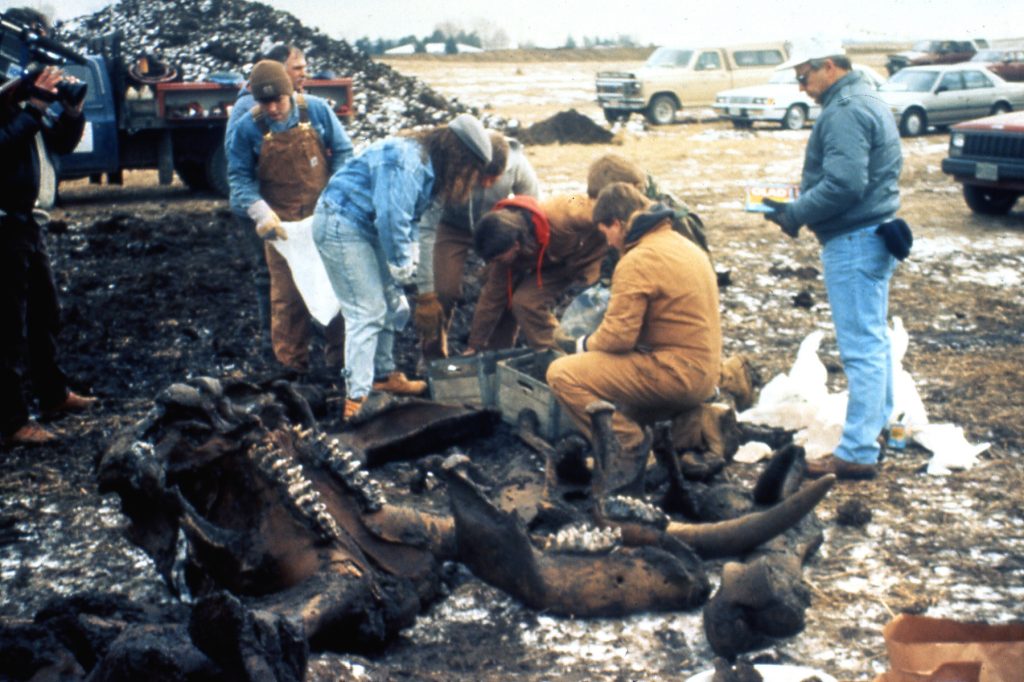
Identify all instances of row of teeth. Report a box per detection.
[293,425,386,512]
[603,495,670,529]
[250,436,343,544]
[544,522,622,554]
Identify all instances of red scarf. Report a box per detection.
[493,195,550,307]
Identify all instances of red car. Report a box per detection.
[941,111,1024,214]
[972,47,1024,82]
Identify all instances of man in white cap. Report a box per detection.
[762,39,903,480]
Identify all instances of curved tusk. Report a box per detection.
[668,474,836,558]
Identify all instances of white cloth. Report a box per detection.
[35,132,56,210]
[268,217,341,326]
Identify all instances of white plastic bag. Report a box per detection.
[268,217,342,326]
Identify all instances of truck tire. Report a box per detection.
[603,108,629,124]
[781,104,808,131]
[963,186,1019,215]
[174,159,208,190]
[645,94,677,126]
[205,145,229,198]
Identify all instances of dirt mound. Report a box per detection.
[516,109,614,145]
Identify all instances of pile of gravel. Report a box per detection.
[55,0,497,142]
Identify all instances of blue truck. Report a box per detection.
[59,32,353,197]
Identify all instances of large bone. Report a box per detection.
[666,474,836,558]
[439,456,710,617]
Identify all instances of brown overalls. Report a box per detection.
[253,96,344,371]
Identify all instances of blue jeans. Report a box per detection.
[313,209,404,399]
[821,225,897,465]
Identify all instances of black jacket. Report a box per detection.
[0,101,84,215]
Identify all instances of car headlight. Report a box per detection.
[751,97,774,105]
[623,81,641,95]
[949,131,965,157]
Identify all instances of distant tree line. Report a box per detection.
[354,28,483,55]
[354,24,641,55]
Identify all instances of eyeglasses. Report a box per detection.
[796,61,826,85]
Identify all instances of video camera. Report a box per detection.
[0,9,88,107]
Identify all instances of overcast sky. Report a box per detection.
[6,0,1023,48]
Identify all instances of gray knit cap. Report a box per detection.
[449,114,492,164]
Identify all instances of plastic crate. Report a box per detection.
[427,348,529,408]
[496,350,575,440]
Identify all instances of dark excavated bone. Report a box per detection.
[752,443,803,505]
[439,458,710,617]
[587,400,650,497]
[666,474,836,558]
[342,395,499,465]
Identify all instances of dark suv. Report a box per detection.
[941,111,1024,214]
[971,47,1024,82]
[887,39,987,75]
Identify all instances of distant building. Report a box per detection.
[384,42,483,55]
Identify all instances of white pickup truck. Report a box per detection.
[596,42,789,125]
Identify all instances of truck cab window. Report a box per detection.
[697,52,721,70]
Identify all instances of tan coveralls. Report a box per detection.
[254,97,344,370]
[546,221,722,450]
[468,194,607,351]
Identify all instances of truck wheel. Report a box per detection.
[603,108,629,124]
[645,95,677,126]
[781,104,808,130]
[963,185,1019,215]
[205,145,229,198]
[174,159,208,190]
[899,109,926,137]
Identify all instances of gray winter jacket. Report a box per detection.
[788,71,902,243]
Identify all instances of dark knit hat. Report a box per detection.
[249,60,293,101]
[449,114,492,164]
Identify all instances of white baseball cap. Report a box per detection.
[778,38,846,70]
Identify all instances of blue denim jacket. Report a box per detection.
[226,93,353,216]
[316,137,435,269]
[789,71,902,243]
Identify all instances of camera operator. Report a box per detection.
[1,9,95,446]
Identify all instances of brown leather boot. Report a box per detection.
[343,396,366,421]
[10,421,58,445]
[805,454,878,480]
[46,391,97,415]
[372,371,427,396]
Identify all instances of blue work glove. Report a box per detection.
[762,198,801,239]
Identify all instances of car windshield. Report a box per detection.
[769,69,798,84]
[880,70,939,92]
[911,40,941,52]
[645,48,693,68]
[972,49,1004,62]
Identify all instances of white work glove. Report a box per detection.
[247,200,287,241]
[387,261,417,286]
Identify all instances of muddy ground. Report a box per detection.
[2,59,1024,681]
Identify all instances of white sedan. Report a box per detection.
[713,65,885,130]
[878,63,1024,136]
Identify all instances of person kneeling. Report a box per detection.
[546,192,722,493]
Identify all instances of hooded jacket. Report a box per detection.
[467,193,607,349]
[586,220,721,391]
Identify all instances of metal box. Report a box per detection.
[496,350,575,440]
[427,348,529,408]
